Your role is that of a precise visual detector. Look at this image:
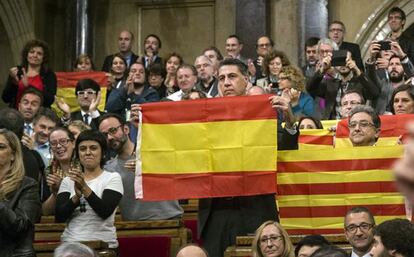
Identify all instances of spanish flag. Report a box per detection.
[134,95,278,200]
[277,146,406,234]
[51,71,107,115]
[335,114,414,148]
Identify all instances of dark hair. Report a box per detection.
[219,58,249,76]
[298,116,324,129]
[148,63,167,78]
[0,108,25,139]
[144,34,162,48]
[310,245,348,257]
[49,127,75,142]
[227,34,242,44]
[373,219,414,257]
[75,79,101,96]
[75,130,107,168]
[256,36,275,48]
[203,46,224,61]
[19,87,44,106]
[111,53,128,77]
[98,113,126,127]
[305,37,321,48]
[344,206,376,226]
[165,52,184,67]
[182,89,207,100]
[33,107,60,126]
[388,7,406,21]
[177,64,198,77]
[295,235,330,257]
[262,50,291,76]
[348,105,381,130]
[341,89,366,105]
[329,20,346,32]
[389,84,414,114]
[21,39,51,72]
[74,54,96,71]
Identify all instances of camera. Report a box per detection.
[378,41,391,51]
[331,50,347,66]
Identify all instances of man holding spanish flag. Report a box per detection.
[200,58,299,257]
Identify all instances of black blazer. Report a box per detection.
[141,55,163,70]
[101,53,140,72]
[70,110,105,130]
[340,41,364,71]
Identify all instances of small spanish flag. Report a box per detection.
[134,95,278,200]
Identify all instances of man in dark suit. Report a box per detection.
[329,21,364,71]
[141,34,163,70]
[101,30,139,72]
[247,35,274,83]
[344,207,375,257]
[199,58,298,257]
[57,79,104,130]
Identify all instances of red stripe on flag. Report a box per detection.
[279,204,405,218]
[277,158,397,173]
[141,95,277,124]
[286,228,345,235]
[141,171,276,201]
[56,71,107,88]
[298,135,333,145]
[277,181,398,195]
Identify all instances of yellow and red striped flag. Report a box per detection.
[298,129,334,149]
[336,114,414,147]
[51,71,107,115]
[277,146,406,234]
[134,95,278,200]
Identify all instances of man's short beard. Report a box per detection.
[110,135,128,152]
[389,73,404,83]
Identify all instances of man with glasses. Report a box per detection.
[98,113,183,221]
[248,36,274,83]
[340,90,365,118]
[194,55,218,97]
[347,105,381,147]
[344,206,376,257]
[387,7,414,63]
[57,79,103,130]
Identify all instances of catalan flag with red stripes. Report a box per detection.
[336,114,414,147]
[134,95,278,200]
[277,146,406,235]
[298,129,334,149]
[51,71,107,114]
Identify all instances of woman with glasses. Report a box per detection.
[390,84,414,115]
[41,127,76,215]
[252,220,295,257]
[0,129,41,256]
[256,50,291,94]
[278,66,314,118]
[56,130,123,255]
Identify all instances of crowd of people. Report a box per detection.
[1,5,414,257]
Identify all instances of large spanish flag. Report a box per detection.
[277,145,406,234]
[336,114,414,148]
[51,71,107,114]
[134,95,278,200]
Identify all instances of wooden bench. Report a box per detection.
[34,240,114,257]
[35,220,190,257]
[224,234,352,257]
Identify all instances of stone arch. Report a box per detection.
[0,0,35,63]
[354,0,414,61]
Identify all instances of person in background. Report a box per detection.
[295,235,330,257]
[2,39,57,108]
[389,84,414,115]
[164,53,184,95]
[54,242,97,257]
[0,129,41,257]
[256,50,291,94]
[298,116,323,130]
[148,63,167,98]
[74,54,95,72]
[68,120,91,140]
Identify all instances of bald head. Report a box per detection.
[176,245,208,257]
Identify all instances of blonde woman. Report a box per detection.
[252,220,295,257]
[0,129,41,256]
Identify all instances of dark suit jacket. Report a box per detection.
[398,35,414,64]
[141,55,163,70]
[70,110,105,130]
[101,53,139,72]
[340,41,364,71]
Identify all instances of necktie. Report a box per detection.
[83,114,89,125]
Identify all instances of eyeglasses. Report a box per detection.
[279,76,289,81]
[101,125,123,138]
[260,235,282,245]
[77,91,96,96]
[50,138,72,148]
[348,121,375,129]
[388,15,402,21]
[345,223,373,234]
